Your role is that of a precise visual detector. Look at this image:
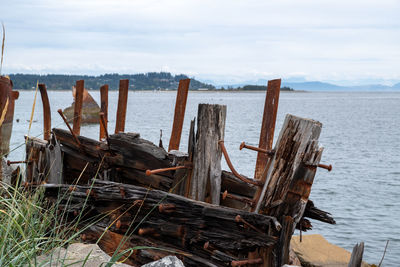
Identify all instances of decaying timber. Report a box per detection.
[20,78,338,266]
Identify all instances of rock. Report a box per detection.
[291,234,370,267]
[63,87,100,124]
[35,243,131,266]
[141,256,185,267]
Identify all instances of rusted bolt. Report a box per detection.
[239,142,275,156]
[73,210,78,216]
[7,160,30,166]
[159,203,176,214]
[222,190,255,206]
[116,220,122,229]
[138,228,156,236]
[231,258,263,266]
[318,163,332,172]
[68,186,76,192]
[235,215,263,234]
[81,234,87,241]
[119,187,126,198]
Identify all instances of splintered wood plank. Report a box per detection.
[38,84,51,140]
[99,84,108,141]
[190,104,226,204]
[168,79,190,152]
[115,79,129,133]
[72,80,84,135]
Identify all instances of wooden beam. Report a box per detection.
[254,79,281,180]
[115,79,129,133]
[72,80,84,135]
[168,78,190,152]
[38,84,51,140]
[99,84,108,140]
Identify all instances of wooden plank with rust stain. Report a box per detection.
[115,79,129,133]
[254,79,281,180]
[72,80,84,135]
[168,79,190,152]
[99,84,108,140]
[38,84,51,140]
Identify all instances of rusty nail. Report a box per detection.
[68,186,76,192]
[318,163,332,171]
[235,215,263,234]
[81,234,87,241]
[159,203,176,214]
[222,190,255,206]
[7,160,30,166]
[73,210,78,216]
[133,199,144,206]
[146,165,188,176]
[138,228,156,236]
[116,220,122,229]
[120,187,126,198]
[239,142,275,156]
[86,189,97,198]
[57,109,82,148]
[231,258,263,266]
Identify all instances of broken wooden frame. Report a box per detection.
[21,78,335,266]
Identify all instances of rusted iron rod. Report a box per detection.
[145,165,188,176]
[99,84,108,141]
[73,80,84,135]
[38,83,51,141]
[115,79,129,134]
[57,109,81,147]
[254,79,281,180]
[222,190,255,206]
[231,258,263,266]
[7,160,31,166]
[168,78,190,152]
[239,141,274,156]
[235,215,264,234]
[218,140,264,187]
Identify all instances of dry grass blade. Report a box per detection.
[28,81,39,137]
[1,22,4,75]
[0,97,9,127]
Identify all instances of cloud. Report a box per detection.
[1,0,399,84]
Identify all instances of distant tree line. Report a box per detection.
[8,72,216,90]
[221,85,294,91]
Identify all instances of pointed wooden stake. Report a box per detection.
[38,84,51,140]
[73,80,84,135]
[99,84,108,140]
[115,79,129,134]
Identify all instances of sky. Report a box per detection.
[1,0,399,85]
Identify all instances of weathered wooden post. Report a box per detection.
[38,84,51,141]
[168,78,190,152]
[189,104,226,204]
[255,114,323,266]
[115,79,129,134]
[73,80,84,135]
[99,84,108,140]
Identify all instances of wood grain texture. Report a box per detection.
[190,104,226,204]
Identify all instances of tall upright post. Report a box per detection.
[73,80,84,135]
[253,79,281,180]
[115,79,129,134]
[168,78,190,151]
[38,84,51,141]
[99,84,108,141]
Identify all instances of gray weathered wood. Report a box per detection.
[348,242,364,267]
[190,104,226,204]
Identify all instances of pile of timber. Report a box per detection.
[22,78,335,267]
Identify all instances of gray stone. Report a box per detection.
[35,243,131,266]
[141,256,185,267]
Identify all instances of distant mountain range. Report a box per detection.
[217,80,400,91]
[6,73,400,91]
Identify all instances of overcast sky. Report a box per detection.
[1,0,399,85]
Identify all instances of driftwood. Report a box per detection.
[348,242,364,267]
[190,104,226,204]
[39,180,279,266]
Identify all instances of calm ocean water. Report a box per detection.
[8,90,400,265]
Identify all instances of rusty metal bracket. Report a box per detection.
[218,140,264,187]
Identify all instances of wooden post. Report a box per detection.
[168,78,190,151]
[254,79,281,180]
[190,104,226,204]
[115,79,129,134]
[254,114,323,266]
[348,242,364,267]
[38,84,51,141]
[99,84,108,140]
[73,80,84,135]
